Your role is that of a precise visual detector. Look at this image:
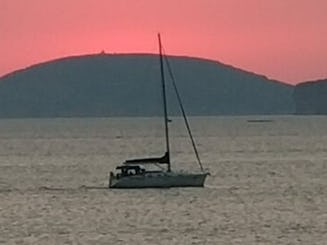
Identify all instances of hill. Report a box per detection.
[0,54,295,118]
[294,79,327,114]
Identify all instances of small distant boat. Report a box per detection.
[109,34,209,188]
[247,119,273,123]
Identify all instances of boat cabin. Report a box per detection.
[114,165,146,178]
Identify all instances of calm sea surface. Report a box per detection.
[0,116,326,244]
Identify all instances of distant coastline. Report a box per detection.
[0,54,325,118]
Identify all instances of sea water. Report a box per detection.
[0,116,326,244]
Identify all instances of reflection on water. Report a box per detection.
[0,116,327,244]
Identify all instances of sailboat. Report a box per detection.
[109,34,209,188]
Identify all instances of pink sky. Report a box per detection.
[1,0,326,84]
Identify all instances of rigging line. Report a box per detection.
[162,49,204,172]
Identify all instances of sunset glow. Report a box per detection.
[1,0,327,84]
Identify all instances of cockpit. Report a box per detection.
[115,165,146,178]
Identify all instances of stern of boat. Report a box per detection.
[109,171,116,188]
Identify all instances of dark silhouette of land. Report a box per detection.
[294,79,327,114]
[0,54,295,118]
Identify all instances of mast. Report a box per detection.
[158,33,171,172]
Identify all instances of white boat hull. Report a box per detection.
[109,171,209,188]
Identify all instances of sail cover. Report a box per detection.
[124,152,169,164]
